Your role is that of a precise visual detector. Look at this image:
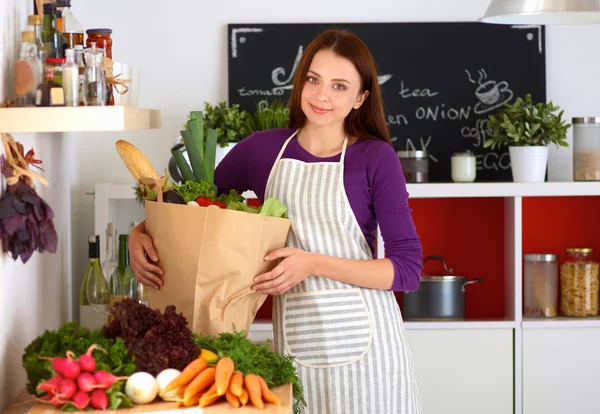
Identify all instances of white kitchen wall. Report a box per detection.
[2,0,600,411]
[0,0,73,411]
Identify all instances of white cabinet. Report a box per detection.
[523,328,600,414]
[406,329,514,414]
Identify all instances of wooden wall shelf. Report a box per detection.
[0,107,161,133]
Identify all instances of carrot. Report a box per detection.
[198,383,220,408]
[176,391,202,408]
[215,357,235,396]
[244,374,264,409]
[239,387,249,406]
[177,387,186,398]
[257,375,281,406]
[161,358,207,394]
[229,370,244,397]
[183,367,216,401]
[225,390,240,408]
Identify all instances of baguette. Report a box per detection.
[115,140,160,182]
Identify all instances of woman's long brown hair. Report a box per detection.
[288,29,392,146]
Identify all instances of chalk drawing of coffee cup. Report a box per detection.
[474,80,513,115]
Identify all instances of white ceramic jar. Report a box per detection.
[451,150,476,182]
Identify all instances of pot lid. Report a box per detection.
[421,255,455,277]
[421,275,467,281]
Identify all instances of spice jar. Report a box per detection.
[524,254,558,318]
[45,57,66,86]
[451,149,477,182]
[398,150,429,183]
[560,248,600,317]
[85,28,112,59]
[572,117,600,181]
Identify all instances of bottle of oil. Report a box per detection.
[80,235,109,329]
[57,0,84,49]
[109,235,138,319]
[41,3,64,58]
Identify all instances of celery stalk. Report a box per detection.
[181,129,207,183]
[204,129,217,184]
[171,143,195,183]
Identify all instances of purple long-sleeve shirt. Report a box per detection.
[214,128,423,292]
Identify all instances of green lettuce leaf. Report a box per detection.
[259,198,288,218]
[175,180,214,203]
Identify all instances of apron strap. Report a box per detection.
[275,129,300,164]
[338,135,349,182]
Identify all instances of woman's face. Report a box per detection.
[301,49,369,128]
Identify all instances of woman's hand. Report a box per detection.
[129,224,164,290]
[252,248,317,295]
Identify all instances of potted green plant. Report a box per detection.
[484,93,571,183]
[245,98,290,133]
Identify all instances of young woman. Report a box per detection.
[129,29,423,413]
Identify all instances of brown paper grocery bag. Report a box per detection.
[144,195,290,337]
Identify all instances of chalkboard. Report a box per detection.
[227,22,546,182]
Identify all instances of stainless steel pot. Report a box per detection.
[401,256,483,321]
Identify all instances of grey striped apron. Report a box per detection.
[265,130,422,414]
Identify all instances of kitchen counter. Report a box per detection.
[4,385,293,414]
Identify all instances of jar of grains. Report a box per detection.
[560,248,600,317]
[573,117,600,181]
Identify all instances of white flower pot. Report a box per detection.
[216,142,237,167]
[509,146,549,183]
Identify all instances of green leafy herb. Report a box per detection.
[217,189,245,206]
[245,99,290,133]
[22,321,136,395]
[484,93,571,150]
[193,330,305,414]
[200,102,252,148]
[107,380,134,410]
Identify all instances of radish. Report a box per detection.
[78,344,107,372]
[56,378,77,399]
[61,351,81,380]
[77,372,98,393]
[36,375,63,395]
[71,390,91,410]
[90,389,109,410]
[34,394,67,408]
[38,355,69,377]
[93,370,130,390]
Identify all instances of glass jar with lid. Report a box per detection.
[45,57,66,86]
[397,150,429,183]
[451,149,477,182]
[572,117,600,181]
[524,254,558,318]
[560,248,600,317]
[85,28,112,59]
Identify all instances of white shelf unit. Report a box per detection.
[0,106,161,132]
[94,181,600,414]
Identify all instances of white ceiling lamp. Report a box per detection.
[480,0,600,25]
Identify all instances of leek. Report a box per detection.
[187,113,204,160]
[204,128,217,184]
[171,143,195,183]
[181,129,207,183]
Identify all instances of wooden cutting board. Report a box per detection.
[4,384,292,414]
